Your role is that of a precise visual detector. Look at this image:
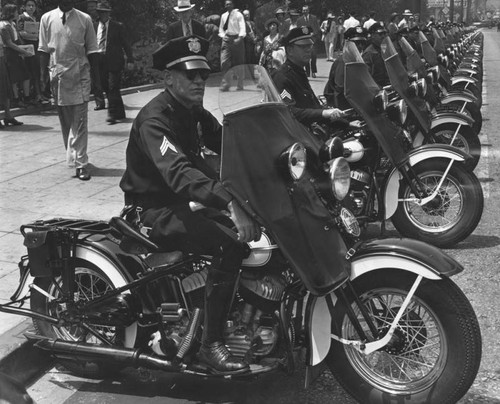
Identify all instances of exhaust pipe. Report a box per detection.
[35,339,184,372]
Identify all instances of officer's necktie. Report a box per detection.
[99,22,107,52]
[185,22,191,36]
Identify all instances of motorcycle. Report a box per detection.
[404,32,483,135]
[341,41,484,248]
[0,65,482,404]
[382,36,482,170]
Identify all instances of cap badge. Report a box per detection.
[302,26,309,34]
[356,27,363,34]
[187,38,201,53]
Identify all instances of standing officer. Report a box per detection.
[271,27,343,128]
[119,35,261,374]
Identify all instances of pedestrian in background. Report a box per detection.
[94,1,134,125]
[39,0,100,181]
[218,0,246,91]
[166,0,206,41]
[87,0,105,111]
[336,16,345,51]
[0,26,22,128]
[343,10,360,30]
[259,18,281,73]
[387,12,400,40]
[18,0,46,104]
[363,11,376,30]
[275,7,288,37]
[321,11,336,61]
[297,4,320,78]
[243,9,257,64]
[0,4,32,109]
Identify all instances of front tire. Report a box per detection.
[327,270,482,404]
[391,159,483,248]
[30,259,128,378]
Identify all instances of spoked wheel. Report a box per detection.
[327,270,482,404]
[431,123,481,171]
[391,159,483,248]
[30,259,130,378]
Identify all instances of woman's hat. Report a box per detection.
[327,13,335,19]
[265,18,279,29]
[96,1,111,12]
[289,9,301,16]
[402,9,413,16]
[275,8,285,15]
[174,0,195,12]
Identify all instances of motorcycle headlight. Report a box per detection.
[279,142,307,181]
[319,136,344,163]
[417,78,427,97]
[329,157,351,201]
[373,90,388,113]
[427,66,439,85]
[408,72,419,83]
[387,99,408,126]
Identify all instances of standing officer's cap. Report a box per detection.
[345,26,367,42]
[152,35,210,71]
[368,22,387,34]
[281,26,314,46]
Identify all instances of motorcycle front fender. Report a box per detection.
[440,91,478,104]
[451,75,478,86]
[383,144,467,219]
[305,237,462,367]
[431,111,474,128]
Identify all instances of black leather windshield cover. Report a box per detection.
[221,104,349,295]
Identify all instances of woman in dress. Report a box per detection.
[18,0,46,103]
[0,30,22,127]
[0,4,32,109]
[336,16,346,51]
[259,18,283,74]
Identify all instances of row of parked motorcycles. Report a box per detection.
[0,24,485,404]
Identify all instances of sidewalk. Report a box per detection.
[0,57,334,384]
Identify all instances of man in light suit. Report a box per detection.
[94,1,134,124]
[297,5,320,77]
[165,0,206,41]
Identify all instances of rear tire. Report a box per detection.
[30,259,128,378]
[327,270,482,404]
[391,158,483,248]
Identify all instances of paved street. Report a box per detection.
[1,31,499,403]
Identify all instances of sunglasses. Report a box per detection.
[181,69,210,81]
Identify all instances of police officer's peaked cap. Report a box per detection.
[152,35,210,71]
[368,22,387,34]
[281,26,314,46]
[345,26,367,41]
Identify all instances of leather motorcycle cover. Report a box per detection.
[381,38,431,132]
[419,32,438,67]
[342,42,407,167]
[221,104,350,296]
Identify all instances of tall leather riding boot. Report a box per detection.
[198,268,249,374]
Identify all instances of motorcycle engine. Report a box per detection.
[343,169,370,216]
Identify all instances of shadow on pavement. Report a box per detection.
[454,234,500,250]
[90,166,125,177]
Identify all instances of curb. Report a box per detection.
[0,319,53,386]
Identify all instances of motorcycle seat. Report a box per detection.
[109,217,160,254]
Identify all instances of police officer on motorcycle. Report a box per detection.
[362,22,390,87]
[119,35,261,374]
[271,27,344,127]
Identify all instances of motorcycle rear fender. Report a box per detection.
[431,111,474,127]
[440,91,478,104]
[451,75,478,86]
[383,144,467,219]
[305,237,462,366]
[13,242,141,300]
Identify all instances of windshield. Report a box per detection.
[218,65,283,116]
[342,41,364,64]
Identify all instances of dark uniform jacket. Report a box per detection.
[120,90,232,211]
[362,44,390,87]
[271,59,325,126]
[165,20,207,41]
[323,55,350,109]
[94,19,133,71]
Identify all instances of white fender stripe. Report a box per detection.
[309,295,334,366]
[350,255,441,280]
